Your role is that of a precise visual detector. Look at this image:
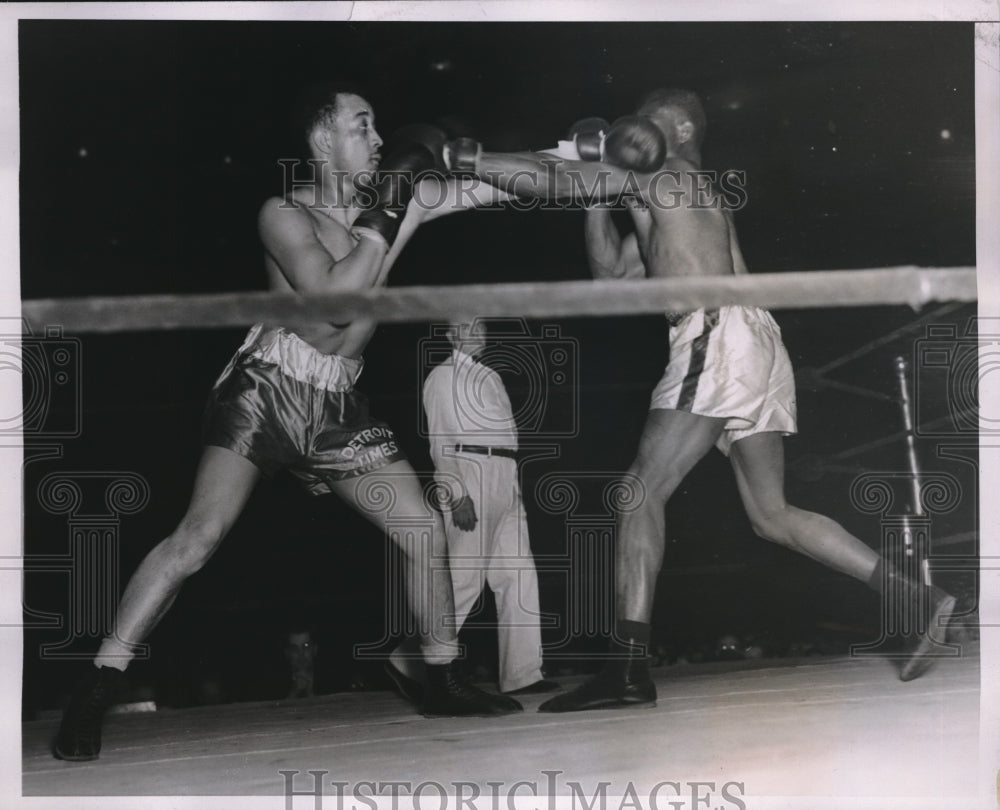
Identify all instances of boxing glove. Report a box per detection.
[386,124,480,173]
[383,124,450,173]
[442,136,482,173]
[351,129,445,248]
[567,117,610,161]
[603,115,667,173]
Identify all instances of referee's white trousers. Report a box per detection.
[444,455,544,693]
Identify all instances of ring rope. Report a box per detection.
[20,267,976,334]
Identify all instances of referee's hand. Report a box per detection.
[450,495,478,532]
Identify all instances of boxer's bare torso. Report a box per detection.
[626,157,748,280]
[262,194,384,357]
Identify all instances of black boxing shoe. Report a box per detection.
[501,679,561,696]
[384,660,425,705]
[900,586,958,682]
[870,560,959,682]
[422,661,523,717]
[538,655,655,713]
[52,665,126,761]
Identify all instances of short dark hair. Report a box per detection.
[637,88,707,147]
[292,79,369,145]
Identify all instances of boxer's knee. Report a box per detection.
[626,460,682,509]
[162,517,229,577]
[746,502,796,548]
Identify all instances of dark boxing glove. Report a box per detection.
[603,115,667,173]
[383,124,449,173]
[567,117,610,161]
[352,126,448,249]
[387,124,482,174]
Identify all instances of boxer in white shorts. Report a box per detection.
[469,86,957,712]
[650,305,797,455]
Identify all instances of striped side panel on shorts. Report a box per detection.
[676,310,719,412]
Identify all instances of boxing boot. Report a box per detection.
[539,634,656,713]
[869,559,958,682]
[384,659,425,705]
[52,665,126,761]
[422,660,523,717]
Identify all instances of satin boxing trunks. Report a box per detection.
[650,305,798,456]
[203,324,406,495]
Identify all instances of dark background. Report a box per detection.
[18,21,979,714]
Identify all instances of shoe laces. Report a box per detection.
[443,669,487,700]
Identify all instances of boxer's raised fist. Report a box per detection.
[352,137,441,249]
[604,115,667,173]
[384,124,450,173]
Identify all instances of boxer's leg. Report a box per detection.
[539,409,724,713]
[329,460,522,716]
[730,431,956,681]
[54,446,261,760]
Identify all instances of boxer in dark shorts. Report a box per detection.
[53,82,519,762]
[204,323,405,493]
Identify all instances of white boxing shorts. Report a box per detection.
[649,306,798,455]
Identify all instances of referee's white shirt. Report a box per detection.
[423,349,518,496]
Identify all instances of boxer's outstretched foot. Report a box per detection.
[52,665,125,761]
[423,661,523,717]
[539,659,655,712]
[900,588,957,682]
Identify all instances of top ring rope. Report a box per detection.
[20,267,976,334]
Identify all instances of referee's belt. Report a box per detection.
[454,444,517,459]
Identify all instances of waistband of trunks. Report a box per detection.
[664,311,692,327]
[665,305,774,329]
[239,324,364,392]
[666,309,717,328]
